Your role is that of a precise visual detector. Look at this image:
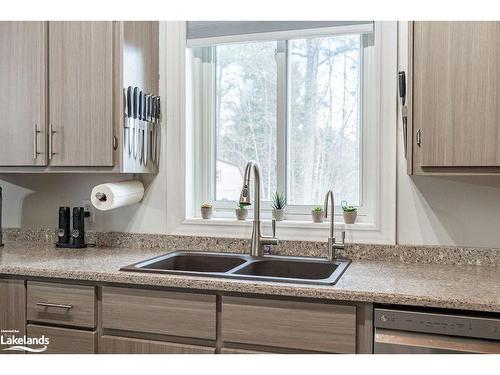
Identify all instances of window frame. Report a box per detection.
[192,33,375,223]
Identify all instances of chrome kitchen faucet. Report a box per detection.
[239,161,278,256]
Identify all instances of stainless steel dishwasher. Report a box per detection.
[374,308,500,353]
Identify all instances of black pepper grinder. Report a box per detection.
[71,207,85,248]
[57,207,71,246]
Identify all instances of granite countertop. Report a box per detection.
[0,241,499,313]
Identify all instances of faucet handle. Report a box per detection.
[341,231,346,244]
[272,219,276,238]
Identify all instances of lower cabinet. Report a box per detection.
[222,296,358,353]
[27,324,96,354]
[0,279,26,354]
[101,336,215,354]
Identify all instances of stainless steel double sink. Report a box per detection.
[120,251,351,285]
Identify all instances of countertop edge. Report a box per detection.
[1,266,498,314]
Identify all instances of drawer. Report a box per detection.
[102,287,216,340]
[27,324,96,354]
[27,281,96,328]
[222,296,357,353]
[101,335,215,354]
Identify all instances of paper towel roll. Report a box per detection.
[91,180,144,211]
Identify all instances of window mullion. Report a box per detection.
[275,40,288,201]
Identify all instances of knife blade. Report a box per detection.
[132,87,139,160]
[138,90,143,164]
[126,86,133,156]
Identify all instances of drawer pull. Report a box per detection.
[36,302,73,309]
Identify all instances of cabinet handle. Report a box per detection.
[33,123,41,160]
[49,123,57,160]
[36,302,73,309]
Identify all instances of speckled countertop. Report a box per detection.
[0,241,499,313]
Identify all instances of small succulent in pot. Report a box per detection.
[272,191,286,221]
[200,203,213,219]
[341,200,357,224]
[311,206,324,223]
[235,203,248,221]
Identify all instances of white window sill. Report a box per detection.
[172,217,388,243]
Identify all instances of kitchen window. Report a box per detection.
[187,22,381,224]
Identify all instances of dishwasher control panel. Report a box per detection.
[374,308,500,340]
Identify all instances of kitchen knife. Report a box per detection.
[126,86,133,156]
[143,94,149,166]
[155,96,161,164]
[151,96,156,163]
[138,90,143,164]
[398,71,408,158]
[133,87,139,159]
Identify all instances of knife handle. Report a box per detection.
[133,87,138,119]
[143,93,147,122]
[151,96,156,124]
[398,71,406,106]
[156,96,161,122]
[138,91,143,121]
[127,86,133,119]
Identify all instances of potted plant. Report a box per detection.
[311,206,324,223]
[235,203,248,221]
[200,203,213,219]
[272,191,286,221]
[342,201,357,224]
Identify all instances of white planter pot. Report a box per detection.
[235,208,248,221]
[272,209,285,221]
[200,207,213,219]
[343,211,357,224]
[311,211,324,223]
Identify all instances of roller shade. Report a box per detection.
[186,21,374,47]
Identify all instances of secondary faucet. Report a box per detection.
[324,190,345,260]
[239,161,278,257]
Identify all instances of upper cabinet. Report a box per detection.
[49,22,114,167]
[0,22,47,166]
[0,21,159,173]
[407,21,500,174]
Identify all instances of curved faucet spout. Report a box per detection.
[239,161,276,256]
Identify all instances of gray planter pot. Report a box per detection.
[235,208,248,221]
[200,207,213,219]
[343,211,357,224]
[272,209,285,221]
[311,210,324,223]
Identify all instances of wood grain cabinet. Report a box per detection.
[222,296,358,353]
[48,22,114,167]
[408,21,500,174]
[0,279,26,354]
[27,324,96,354]
[101,336,215,354]
[0,21,159,173]
[0,22,47,166]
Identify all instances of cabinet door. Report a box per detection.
[101,336,215,354]
[27,324,96,354]
[0,280,26,354]
[0,22,47,166]
[413,21,500,167]
[48,21,114,166]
